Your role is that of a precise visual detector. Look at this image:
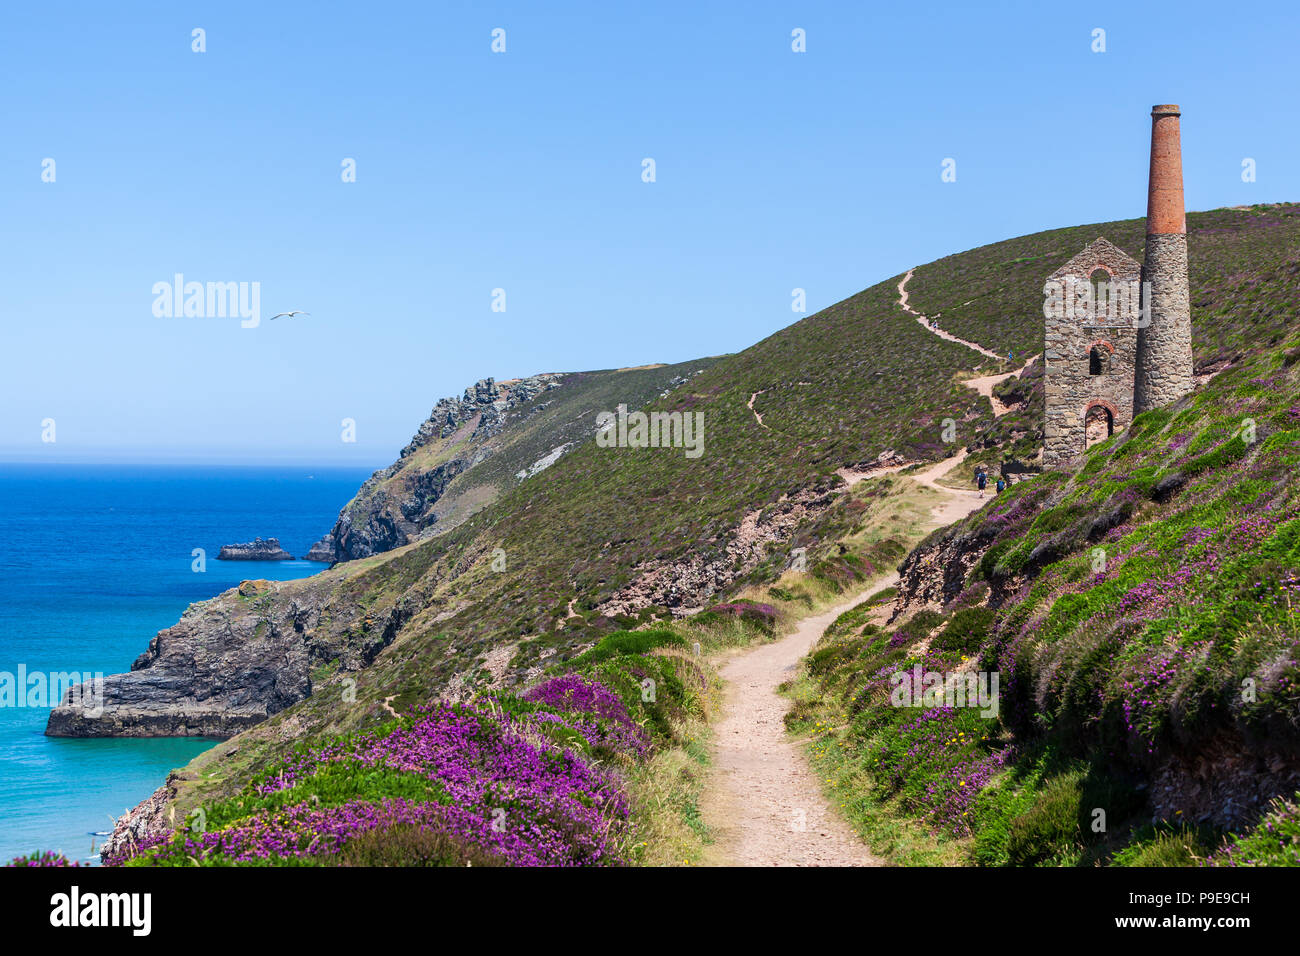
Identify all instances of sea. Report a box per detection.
[0,463,375,865]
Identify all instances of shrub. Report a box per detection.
[337,823,506,867]
[932,607,996,654]
[568,627,684,666]
[1006,772,1085,866]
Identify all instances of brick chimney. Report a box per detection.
[1134,105,1194,414]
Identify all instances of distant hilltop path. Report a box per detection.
[899,267,1040,419]
[897,268,1002,360]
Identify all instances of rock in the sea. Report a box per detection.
[216,537,294,561]
[302,535,336,563]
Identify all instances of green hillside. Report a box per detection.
[318,359,723,561]
[67,204,1300,865]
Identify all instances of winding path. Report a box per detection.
[897,268,1002,360]
[698,268,1033,866]
[899,268,1040,419]
[699,450,989,866]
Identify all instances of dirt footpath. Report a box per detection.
[698,586,894,866]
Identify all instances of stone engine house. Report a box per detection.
[1042,239,1142,464]
[1042,105,1194,466]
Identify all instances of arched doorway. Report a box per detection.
[1084,404,1114,447]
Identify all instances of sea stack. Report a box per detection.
[217,537,294,561]
[1134,104,1194,414]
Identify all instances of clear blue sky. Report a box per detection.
[2,0,1295,464]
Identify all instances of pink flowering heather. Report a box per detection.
[156,798,578,867]
[5,851,80,867]
[522,674,649,756]
[104,680,648,868]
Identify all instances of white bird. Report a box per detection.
[269,310,311,320]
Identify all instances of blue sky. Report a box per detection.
[2,0,1296,464]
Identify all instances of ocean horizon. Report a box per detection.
[0,462,378,864]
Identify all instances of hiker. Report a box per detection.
[995,475,1007,495]
[976,468,988,498]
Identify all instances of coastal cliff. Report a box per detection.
[45,360,719,738]
[311,364,710,563]
[45,576,398,738]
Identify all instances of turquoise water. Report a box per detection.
[0,464,374,864]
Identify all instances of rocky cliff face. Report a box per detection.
[302,535,335,563]
[314,375,563,563]
[45,577,402,738]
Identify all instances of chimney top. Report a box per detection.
[1146,106,1185,235]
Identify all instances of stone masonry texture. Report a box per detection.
[1042,238,1142,466]
[1134,232,1194,413]
[1043,106,1193,465]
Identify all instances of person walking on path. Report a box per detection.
[976,468,988,498]
[995,475,1006,495]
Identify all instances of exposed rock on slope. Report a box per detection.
[597,483,840,616]
[314,364,713,563]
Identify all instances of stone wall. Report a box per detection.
[1044,327,1138,465]
[1135,233,1194,413]
[1042,238,1142,466]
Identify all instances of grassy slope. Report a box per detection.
[789,205,1300,865]
[334,360,724,545]
[158,205,1300,860]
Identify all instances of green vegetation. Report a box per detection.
[134,205,1300,868]
[791,301,1300,864]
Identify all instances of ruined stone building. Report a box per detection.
[1042,106,1195,466]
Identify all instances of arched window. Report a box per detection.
[1089,268,1112,322]
[1089,346,1105,375]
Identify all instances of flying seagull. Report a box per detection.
[269,310,310,320]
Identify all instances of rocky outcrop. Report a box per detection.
[45,577,408,738]
[332,458,469,560]
[319,375,563,562]
[217,537,293,561]
[302,535,336,563]
[892,518,1001,619]
[100,780,177,865]
[399,376,561,459]
[596,483,840,617]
